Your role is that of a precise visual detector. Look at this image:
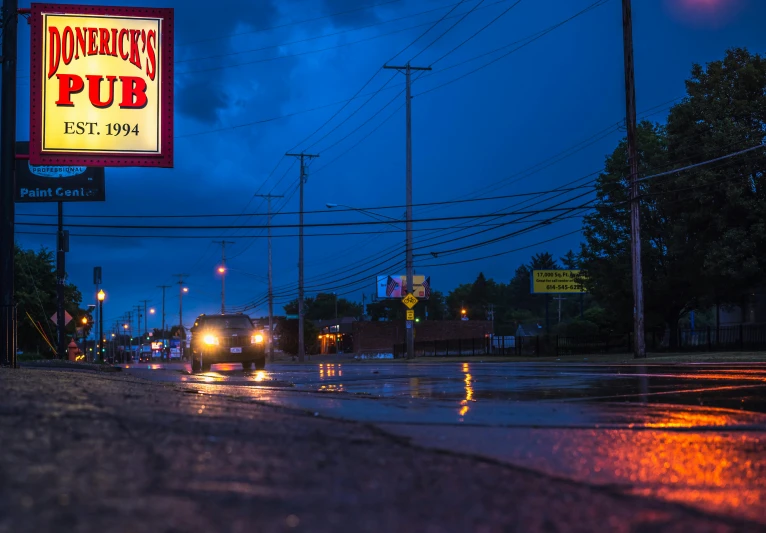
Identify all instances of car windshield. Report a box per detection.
[201,316,253,329]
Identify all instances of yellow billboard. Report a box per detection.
[531,270,587,293]
[30,4,174,167]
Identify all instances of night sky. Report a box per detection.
[11,0,766,336]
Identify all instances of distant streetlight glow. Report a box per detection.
[97,289,105,301]
[150,308,156,314]
[218,266,225,274]
[183,287,188,293]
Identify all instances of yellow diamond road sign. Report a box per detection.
[402,294,418,309]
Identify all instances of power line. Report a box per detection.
[409,0,487,62]
[416,0,611,97]
[428,0,524,67]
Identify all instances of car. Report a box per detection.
[188,313,266,373]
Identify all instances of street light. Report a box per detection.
[96,290,105,362]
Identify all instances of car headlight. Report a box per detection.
[203,335,219,345]
[251,334,264,344]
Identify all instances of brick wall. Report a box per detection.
[352,320,492,353]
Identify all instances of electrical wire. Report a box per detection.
[428,0,523,67]
[409,0,487,62]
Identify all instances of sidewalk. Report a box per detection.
[0,368,755,532]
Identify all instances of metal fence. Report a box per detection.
[391,324,766,359]
[393,337,490,358]
[648,325,766,352]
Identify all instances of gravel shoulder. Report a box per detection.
[0,368,758,533]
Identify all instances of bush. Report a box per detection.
[553,320,600,337]
[276,319,320,355]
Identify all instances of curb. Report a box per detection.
[18,360,122,372]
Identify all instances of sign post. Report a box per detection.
[7,4,175,362]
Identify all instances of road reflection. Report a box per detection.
[459,363,474,419]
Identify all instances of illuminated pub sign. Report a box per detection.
[29,3,174,167]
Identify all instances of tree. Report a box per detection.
[365,290,446,321]
[665,48,766,308]
[529,252,558,270]
[283,294,362,320]
[14,245,84,353]
[276,319,319,356]
[579,121,705,331]
[581,48,766,332]
[560,250,580,270]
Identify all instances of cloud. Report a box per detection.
[175,75,230,124]
[318,0,384,27]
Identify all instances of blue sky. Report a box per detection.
[11,0,766,334]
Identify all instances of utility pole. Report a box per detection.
[133,305,143,359]
[621,0,645,358]
[0,0,19,368]
[174,274,189,358]
[174,274,189,331]
[254,193,283,362]
[384,62,431,360]
[553,296,566,324]
[158,285,170,358]
[285,152,319,363]
[56,202,67,359]
[213,240,234,314]
[125,311,133,361]
[140,299,151,340]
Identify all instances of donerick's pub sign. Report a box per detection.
[29,3,174,168]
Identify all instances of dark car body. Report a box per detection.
[188,313,266,372]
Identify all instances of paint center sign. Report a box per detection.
[30,4,174,167]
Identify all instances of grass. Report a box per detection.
[16,352,52,362]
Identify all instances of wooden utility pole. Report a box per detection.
[174,274,189,357]
[383,62,431,360]
[133,305,143,357]
[621,0,646,358]
[0,0,18,368]
[285,152,319,363]
[157,285,171,356]
[254,193,283,362]
[213,241,234,313]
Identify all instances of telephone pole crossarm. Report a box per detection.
[285,152,319,363]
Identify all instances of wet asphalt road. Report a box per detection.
[121,360,766,525]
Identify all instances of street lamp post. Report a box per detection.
[97,290,105,362]
[123,323,129,363]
